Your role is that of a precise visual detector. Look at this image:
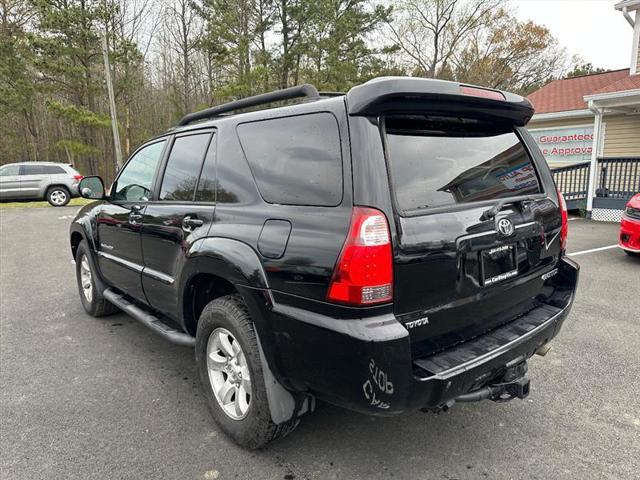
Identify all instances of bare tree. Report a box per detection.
[164,0,200,115]
[452,9,569,94]
[387,0,503,78]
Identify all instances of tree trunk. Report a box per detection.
[280,0,289,89]
[23,110,39,161]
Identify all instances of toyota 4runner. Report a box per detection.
[70,77,579,448]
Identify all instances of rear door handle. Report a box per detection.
[182,216,204,232]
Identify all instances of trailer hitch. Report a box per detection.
[451,375,530,403]
[420,361,530,413]
[456,361,530,403]
[420,375,531,414]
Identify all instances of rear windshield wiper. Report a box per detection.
[480,199,507,221]
[480,195,540,222]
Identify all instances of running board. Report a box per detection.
[103,289,195,347]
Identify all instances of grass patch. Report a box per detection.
[0,198,93,209]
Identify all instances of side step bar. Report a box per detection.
[103,289,195,347]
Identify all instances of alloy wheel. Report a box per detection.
[206,328,252,420]
[50,190,67,206]
[79,255,93,303]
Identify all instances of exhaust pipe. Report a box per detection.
[536,343,552,356]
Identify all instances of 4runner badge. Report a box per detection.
[497,218,514,237]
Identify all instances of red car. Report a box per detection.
[620,193,640,256]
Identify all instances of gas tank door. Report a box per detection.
[258,219,292,259]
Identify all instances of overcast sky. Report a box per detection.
[510,0,633,70]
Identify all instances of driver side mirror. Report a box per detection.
[79,176,106,200]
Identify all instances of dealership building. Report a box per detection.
[526,0,640,220]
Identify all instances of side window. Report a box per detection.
[113,140,166,202]
[195,135,216,202]
[20,165,48,175]
[0,165,20,176]
[237,112,343,206]
[159,133,211,201]
[44,165,66,174]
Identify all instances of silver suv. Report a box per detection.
[0,162,83,206]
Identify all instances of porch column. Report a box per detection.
[585,105,604,219]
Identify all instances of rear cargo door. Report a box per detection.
[383,114,563,357]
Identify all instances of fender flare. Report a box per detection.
[178,238,271,327]
[182,237,306,424]
[69,205,100,254]
[185,237,270,289]
[69,218,108,294]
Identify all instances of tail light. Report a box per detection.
[327,207,393,306]
[73,175,83,181]
[557,189,568,252]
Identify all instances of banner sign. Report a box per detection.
[528,125,594,165]
[495,162,538,191]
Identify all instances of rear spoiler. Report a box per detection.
[346,77,534,126]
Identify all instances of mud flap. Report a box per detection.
[255,331,297,424]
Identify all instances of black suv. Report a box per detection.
[70,78,579,448]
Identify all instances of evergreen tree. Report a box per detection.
[28,0,113,173]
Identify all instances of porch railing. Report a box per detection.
[551,157,640,211]
[550,161,590,210]
[595,157,640,199]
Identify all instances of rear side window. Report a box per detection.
[21,165,50,175]
[159,133,212,201]
[384,115,542,212]
[195,135,216,203]
[237,113,342,206]
[44,165,66,174]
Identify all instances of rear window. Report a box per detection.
[384,115,542,212]
[237,112,342,206]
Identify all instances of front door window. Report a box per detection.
[0,165,20,177]
[112,141,166,202]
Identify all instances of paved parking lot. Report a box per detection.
[1,208,638,480]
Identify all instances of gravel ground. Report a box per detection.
[1,207,638,480]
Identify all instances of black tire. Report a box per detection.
[624,250,640,257]
[46,186,71,207]
[75,242,119,317]
[196,294,298,449]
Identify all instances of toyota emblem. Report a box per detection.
[497,218,514,236]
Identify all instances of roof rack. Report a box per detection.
[177,84,321,126]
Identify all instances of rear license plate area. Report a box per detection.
[481,244,517,286]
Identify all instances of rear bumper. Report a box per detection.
[619,215,640,252]
[268,257,579,415]
[70,181,81,196]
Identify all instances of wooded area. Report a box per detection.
[1,0,572,181]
